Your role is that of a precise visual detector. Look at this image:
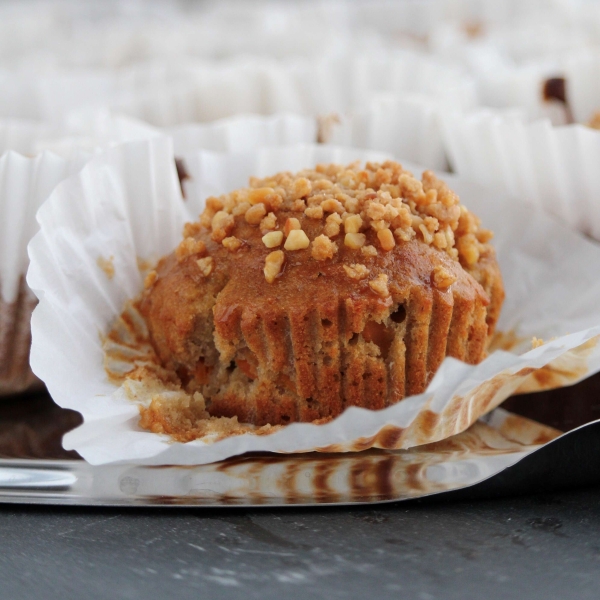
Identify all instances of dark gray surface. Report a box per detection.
[1,484,599,600]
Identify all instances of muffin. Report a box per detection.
[140,161,504,427]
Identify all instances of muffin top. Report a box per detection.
[165,160,493,286]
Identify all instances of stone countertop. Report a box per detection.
[2,481,599,599]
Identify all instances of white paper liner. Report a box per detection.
[441,108,600,241]
[168,113,318,156]
[26,137,600,465]
[0,111,159,158]
[0,1,386,70]
[0,111,159,395]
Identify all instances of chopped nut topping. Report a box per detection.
[369,273,390,298]
[344,232,366,249]
[247,187,270,204]
[260,212,278,232]
[196,256,214,277]
[183,222,202,238]
[206,197,223,212]
[293,199,307,212]
[262,231,284,248]
[284,217,301,236]
[189,161,493,285]
[232,201,251,217]
[176,237,206,262]
[343,264,370,280]
[324,213,342,238]
[394,227,416,242]
[222,236,243,252]
[264,250,284,283]
[211,211,235,242]
[284,229,310,251]
[419,223,434,245]
[321,198,344,213]
[344,214,363,234]
[144,270,158,289]
[432,265,457,289]
[305,205,324,220]
[361,244,377,258]
[292,177,312,200]
[245,203,267,225]
[311,234,337,261]
[456,234,480,266]
[377,228,396,252]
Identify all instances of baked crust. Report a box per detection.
[140,161,504,426]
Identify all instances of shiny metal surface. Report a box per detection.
[0,410,559,506]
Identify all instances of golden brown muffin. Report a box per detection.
[140,161,504,427]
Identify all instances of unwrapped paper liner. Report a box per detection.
[27,138,600,465]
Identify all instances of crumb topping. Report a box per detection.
[343,264,370,280]
[196,256,214,277]
[432,265,457,290]
[192,161,493,284]
[264,250,285,283]
[368,273,390,297]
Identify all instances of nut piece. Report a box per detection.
[222,236,243,252]
[183,222,202,238]
[211,211,235,242]
[361,245,377,258]
[176,237,206,262]
[305,205,324,220]
[324,213,342,238]
[284,229,310,251]
[293,199,307,212]
[377,228,396,252]
[344,214,363,234]
[248,187,275,205]
[262,231,284,248]
[260,212,277,232]
[245,203,267,225]
[344,232,366,249]
[432,265,457,289]
[311,234,338,261]
[343,264,370,280]
[264,250,285,283]
[196,256,214,277]
[456,234,480,266]
[292,177,312,199]
[321,198,344,213]
[369,273,390,298]
[284,217,301,236]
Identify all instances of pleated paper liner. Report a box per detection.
[0,150,89,396]
[441,108,600,241]
[0,111,162,397]
[102,51,475,170]
[26,138,600,465]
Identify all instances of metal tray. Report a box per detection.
[1,377,599,507]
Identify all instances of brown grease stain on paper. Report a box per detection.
[96,256,115,280]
